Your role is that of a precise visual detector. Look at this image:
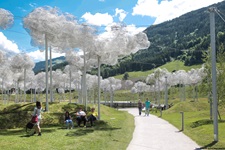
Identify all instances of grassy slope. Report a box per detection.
[0,103,134,150]
[151,98,225,149]
[114,60,202,80]
[118,60,225,149]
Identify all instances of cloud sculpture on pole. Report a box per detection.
[0,8,14,30]
[108,23,150,57]
[23,6,82,111]
[90,23,150,119]
[23,6,80,50]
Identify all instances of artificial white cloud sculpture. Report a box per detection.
[0,8,14,30]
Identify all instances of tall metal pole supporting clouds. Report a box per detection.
[165,76,168,109]
[209,7,218,142]
[45,34,49,111]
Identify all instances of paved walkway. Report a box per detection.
[120,108,201,150]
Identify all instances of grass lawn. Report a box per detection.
[151,98,225,149]
[0,102,134,150]
[1,85,225,149]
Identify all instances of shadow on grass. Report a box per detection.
[94,126,121,131]
[0,103,34,114]
[0,129,24,136]
[190,119,225,128]
[66,128,95,136]
[194,141,224,150]
[0,126,58,137]
[19,127,58,138]
[20,134,32,138]
[65,126,121,137]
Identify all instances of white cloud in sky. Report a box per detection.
[27,49,65,62]
[0,32,64,62]
[132,0,224,24]
[81,12,113,26]
[98,24,146,41]
[126,24,146,35]
[17,7,27,12]
[29,3,37,8]
[115,8,128,22]
[0,32,20,54]
[82,8,144,37]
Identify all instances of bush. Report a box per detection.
[0,102,91,129]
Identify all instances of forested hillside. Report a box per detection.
[33,56,67,74]
[97,1,225,78]
[34,1,225,78]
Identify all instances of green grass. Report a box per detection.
[151,98,225,149]
[114,60,202,80]
[0,102,134,150]
[1,93,225,149]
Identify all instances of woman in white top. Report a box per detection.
[32,101,43,136]
[76,108,87,127]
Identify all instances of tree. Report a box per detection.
[216,44,225,105]
[122,72,129,80]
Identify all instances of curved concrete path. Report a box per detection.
[120,108,201,150]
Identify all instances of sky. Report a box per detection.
[0,0,223,62]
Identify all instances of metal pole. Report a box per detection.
[24,68,26,102]
[69,70,72,103]
[2,79,3,103]
[160,108,162,117]
[180,111,184,131]
[165,76,168,109]
[80,75,83,104]
[157,79,160,105]
[50,46,53,102]
[209,7,218,142]
[97,55,101,120]
[83,48,87,111]
[45,34,49,111]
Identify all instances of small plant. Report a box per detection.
[122,72,129,80]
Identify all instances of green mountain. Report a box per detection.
[99,1,225,78]
[34,1,225,77]
[33,56,67,74]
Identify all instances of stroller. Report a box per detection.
[26,116,37,133]
[26,121,34,133]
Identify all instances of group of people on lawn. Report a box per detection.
[64,107,98,129]
[31,101,98,136]
[31,98,150,136]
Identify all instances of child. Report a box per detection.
[65,111,74,129]
[32,101,43,136]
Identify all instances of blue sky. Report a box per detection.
[0,0,223,62]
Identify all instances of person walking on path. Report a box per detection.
[145,98,151,116]
[137,99,143,116]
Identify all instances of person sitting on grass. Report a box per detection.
[87,108,98,127]
[65,111,74,129]
[76,108,86,127]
